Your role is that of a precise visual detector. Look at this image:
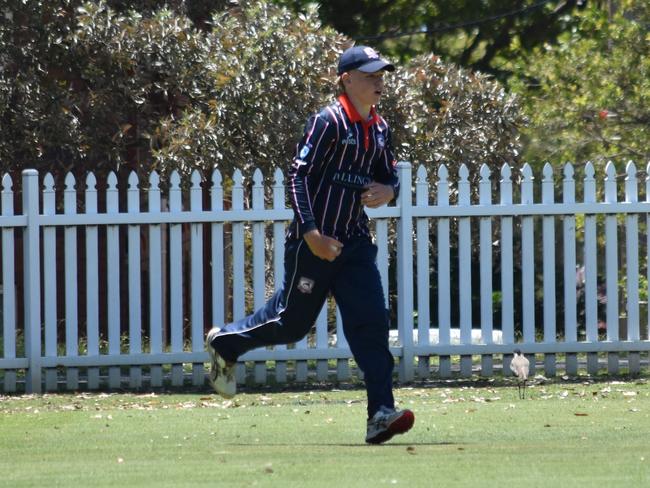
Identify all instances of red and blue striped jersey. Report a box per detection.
[287,94,400,242]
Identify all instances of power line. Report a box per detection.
[355,0,555,42]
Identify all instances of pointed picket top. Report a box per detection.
[605,160,616,181]
[563,163,574,180]
[169,170,181,189]
[438,164,448,182]
[542,163,553,182]
[43,173,54,192]
[416,164,428,184]
[64,172,76,191]
[211,168,223,211]
[253,168,263,187]
[478,164,491,205]
[232,169,244,210]
[604,161,617,203]
[459,163,470,182]
[273,168,285,208]
[499,164,512,205]
[128,171,139,190]
[583,162,596,203]
[1,173,14,215]
[107,171,118,190]
[479,163,490,181]
[86,172,97,191]
[500,163,512,181]
[415,165,429,206]
[273,167,284,187]
[233,169,243,187]
[584,161,595,180]
[521,163,534,204]
[149,170,160,189]
[212,168,222,186]
[625,161,638,203]
[191,169,201,189]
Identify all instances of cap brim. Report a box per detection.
[357,59,395,73]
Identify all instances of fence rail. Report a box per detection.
[1,161,649,393]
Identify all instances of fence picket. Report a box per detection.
[1,174,17,392]
[416,164,430,378]
[479,164,493,376]
[624,162,641,373]
[251,169,267,384]
[43,174,57,391]
[231,170,247,383]
[272,168,288,382]
[64,173,79,390]
[563,164,578,375]
[106,172,121,388]
[521,164,536,374]
[500,164,515,375]
[458,164,472,377]
[604,162,620,374]
[85,173,100,389]
[190,171,205,386]
[437,165,451,378]
[148,172,163,387]
[542,163,556,376]
[584,163,599,374]
[127,172,142,388]
[169,171,184,386]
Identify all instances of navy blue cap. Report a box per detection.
[337,46,395,76]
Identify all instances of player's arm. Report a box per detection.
[288,114,342,261]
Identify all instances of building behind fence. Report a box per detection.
[1,162,649,393]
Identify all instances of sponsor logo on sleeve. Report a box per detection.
[299,144,311,159]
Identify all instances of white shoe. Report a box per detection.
[365,406,415,444]
[206,327,236,399]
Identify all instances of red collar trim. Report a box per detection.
[338,94,379,126]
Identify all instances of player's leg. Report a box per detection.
[332,238,413,443]
[207,239,333,396]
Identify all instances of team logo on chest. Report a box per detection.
[299,144,312,159]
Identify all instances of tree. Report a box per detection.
[508,1,650,167]
[273,0,587,80]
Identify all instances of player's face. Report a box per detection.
[343,70,385,107]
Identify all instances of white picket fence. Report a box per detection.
[1,161,649,393]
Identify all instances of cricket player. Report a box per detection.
[206,45,414,444]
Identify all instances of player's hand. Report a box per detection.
[303,230,343,262]
[361,182,394,208]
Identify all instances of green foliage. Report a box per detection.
[384,54,522,179]
[0,0,522,180]
[509,2,650,168]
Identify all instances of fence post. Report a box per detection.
[22,169,42,393]
[396,161,414,382]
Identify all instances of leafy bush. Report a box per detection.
[0,0,522,184]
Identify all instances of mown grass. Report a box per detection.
[1,377,649,487]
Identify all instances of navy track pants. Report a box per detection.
[211,237,395,417]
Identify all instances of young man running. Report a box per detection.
[206,45,414,444]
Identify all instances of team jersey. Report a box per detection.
[287,94,400,242]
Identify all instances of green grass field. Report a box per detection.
[1,377,649,487]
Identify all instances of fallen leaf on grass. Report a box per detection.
[406,446,416,455]
[574,413,589,416]
[263,463,273,474]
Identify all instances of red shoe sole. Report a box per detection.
[367,410,415,444]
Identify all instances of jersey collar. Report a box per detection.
[338,94,380,127]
